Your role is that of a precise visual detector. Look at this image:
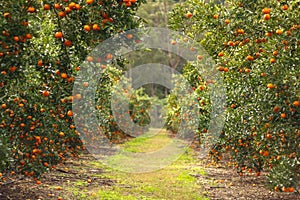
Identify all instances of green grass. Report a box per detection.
[121,128,173,153]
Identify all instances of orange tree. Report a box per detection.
[0,0,146,182]
[168,0,299,192]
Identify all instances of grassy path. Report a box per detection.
[62,128,208,200]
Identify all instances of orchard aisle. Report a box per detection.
[0,129,298,199]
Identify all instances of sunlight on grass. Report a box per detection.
[121,128,173,153]
[94,150,208,200]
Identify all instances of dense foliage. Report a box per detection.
[168,0,299,192]
[0,0,146,182]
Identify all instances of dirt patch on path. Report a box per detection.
[0,154,116,200]
[193,154,299,200]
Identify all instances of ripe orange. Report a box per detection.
[263,150,269,156]
[237,29,244,34]
[213,14,219,19]
[92,24,100,31]
[67,110,73,117]
[61,73,68,79]
[58,11,66,18]
[228,41,234,46]
[83,82,89,87]
[282,187,288,192]
[1,104,7,109]
[280,113,286,119]
[87,56,93,62]
[125,34,133,40]
[265,32,272,37]
[54,4,62,9]
[65,7,72,13]
[276,29,283,35]
[224,19,230,24]
[273,105,280,112]
[3,12,10,18]
[105,53,113,60]
[9,66,17,72]
[27,7,35,13]
[267,83,274,89]
[25,33,32,39]
[69,2,76,9]
[288,187,294,192]
[59,132,65,137]
[55,70,61,76]
[186,11,192,18]
[272,50,278,56]
[75,4,81,10]
[13,36,19,42]
[64,40,72,47]
[293,101,299,107]
[55,32,63,39]
[263,14,270,20]
[270,58,276,63]
[37,59,43,67]
[282,5,289,11]
[84,25,91,32]
[36,180,42,184]
[218,52,224,57]
[259,150,264,155]
[44,4,51,10]
[42,90,50,97]
[244,68,250,73]
[262,8,271,14]
[246,55,254,61]
[86,0,94,5]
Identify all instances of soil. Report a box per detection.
[194,157,299,200]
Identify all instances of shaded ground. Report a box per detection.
[0,130,299,199]
[194,155,299,200]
